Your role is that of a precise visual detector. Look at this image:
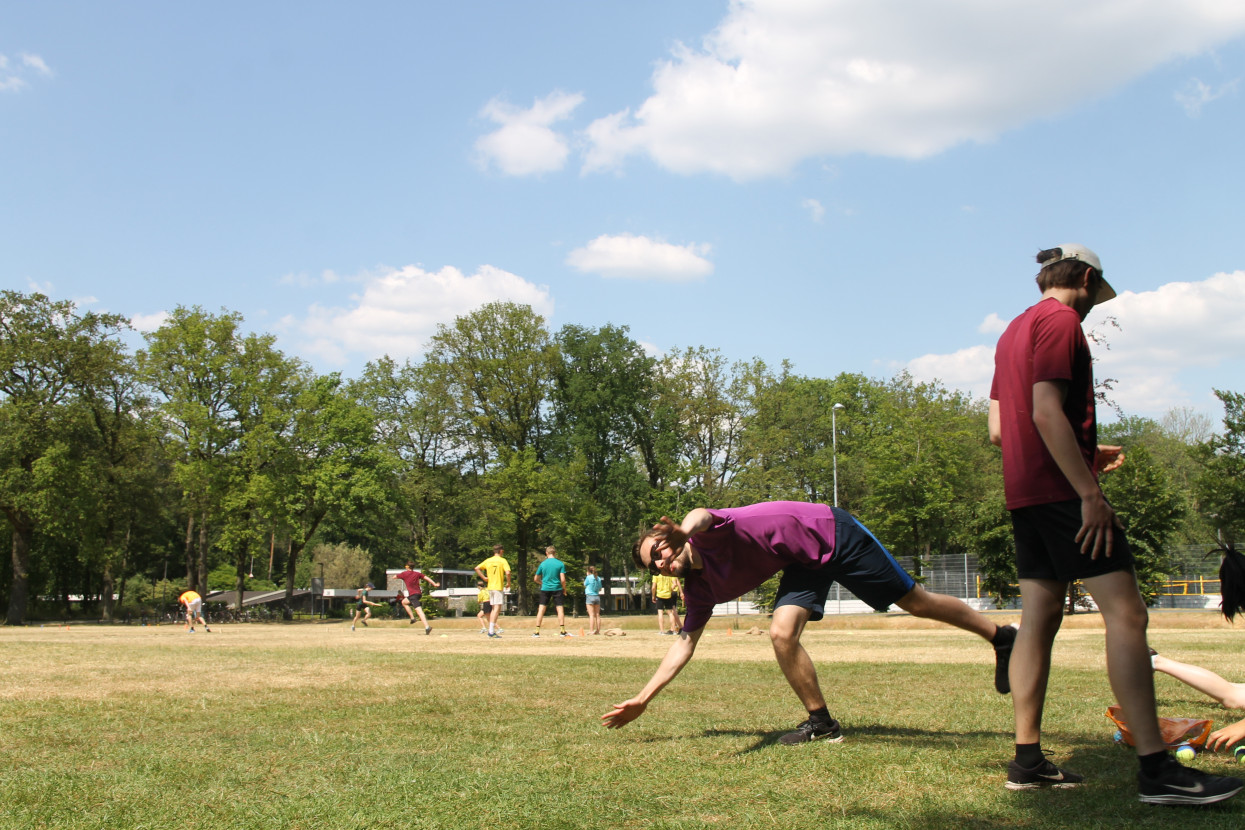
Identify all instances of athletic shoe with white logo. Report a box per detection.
[1005,758,1084,790]
[1138,757,1243,805]
[779,717,844,746]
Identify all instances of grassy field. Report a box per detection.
[2,611,1244,829]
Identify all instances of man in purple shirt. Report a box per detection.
[602,502,1016,744]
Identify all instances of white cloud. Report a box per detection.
[130,311,170,332]
[565,233,714,281]
[475,90,584,176]
[906,271,1245,416]
[21,54,53,77]
[801,198,825,223]
[581,0,1245,179]
[1174,77,1238,116]
[1,52,53,92]
[288,264,554,364]
[977,313,1008,335]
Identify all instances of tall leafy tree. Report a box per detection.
[0,291,129,624]
[426,302,557,610]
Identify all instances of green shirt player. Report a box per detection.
[351,583,382,631]
[532,546,568,637]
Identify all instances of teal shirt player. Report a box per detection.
[584,574,602,596]
[536,557,566,592]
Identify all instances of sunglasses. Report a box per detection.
[645,540,665,575]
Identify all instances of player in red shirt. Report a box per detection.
[394,561,440,634]
[989,244,1240,805]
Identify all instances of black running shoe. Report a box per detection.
[1005,758,1084,790]
[1138,757,1243,805]
[993,624,1017,695]
[779,717,843,746]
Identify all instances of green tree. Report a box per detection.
[1196,390,1245,550]
[0,291,130,624]
[425,302,557,611]
[1098,443,1181,604]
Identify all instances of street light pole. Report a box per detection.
[832,403,846,508]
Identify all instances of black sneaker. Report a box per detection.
[993,624,1017,695]
[424,626,431,635]
[409,618,416,625]
[779,717,843,746]
[1138,757,1243,805]
[1005,758,1084,790]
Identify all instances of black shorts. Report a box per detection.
[403,594,422,610]
[655,596,677,610]
[539,590,564,608]
[480,601,492,613]
[1010,498,1135,581]
[773,508,916,621]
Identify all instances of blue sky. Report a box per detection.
[4,1,1245,424]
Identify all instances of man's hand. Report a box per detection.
[1205,717,1245,753]
[601,698,648,729]
[651,516,687,553]
[1075,491,1124,559]
[1096,444,1125,474]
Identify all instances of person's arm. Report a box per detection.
[504,569,511,590]
[988,399,1002,447]
[423,574,440,589]
[1206,716,1245,753]
[601,626,705,728]
[474,566,486,581]
[559,570,566,590]
[1031,380,1122,559]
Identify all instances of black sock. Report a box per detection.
[991,625,1009,646]
[1138,750,1169,777]
[1015,743,1044,768]
[808,707,831,724]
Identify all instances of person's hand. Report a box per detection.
[1205,717,1245,753]
[1096,445,1125,474]
[601,698,648,729]
[1075,491,1123,559]
[652,516,688,553]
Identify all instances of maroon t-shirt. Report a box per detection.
[395,570,424,596]
[990,297,1098,510]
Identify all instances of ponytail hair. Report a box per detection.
[1219,545,1245,622]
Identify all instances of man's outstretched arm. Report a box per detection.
[601,626,704,729]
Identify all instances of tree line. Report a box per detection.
[2,289,1242,624]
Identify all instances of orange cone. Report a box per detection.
[726,626,733,636]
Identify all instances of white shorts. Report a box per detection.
[186,599,203,617]
[488,590,504,607]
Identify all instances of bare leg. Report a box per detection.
[892,585,998,640]
[555,603,566,629]
[1153,655,1245,709]
[1083,570,1164,756]
[1012,579,1066,745]
[769,605,828,711]
[534,604,547,630]
[415,606,430,628]
[402,600,416,621]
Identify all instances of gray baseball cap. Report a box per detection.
[1043,243,1116,305]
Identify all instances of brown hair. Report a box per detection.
[1035,247,1103,295]
[492,544,503,553]
[632,528,659,570]
[545,546,556,556]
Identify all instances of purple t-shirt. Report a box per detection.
[681,502,838,633]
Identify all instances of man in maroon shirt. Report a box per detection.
[394,561,439,635]
[990,244,1240,805]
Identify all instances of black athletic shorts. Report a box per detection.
[539,590,564,608]
[773,508,916,621]
[655,596,677,610]
[1010,498,1135,581]
[403,594,422,610]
